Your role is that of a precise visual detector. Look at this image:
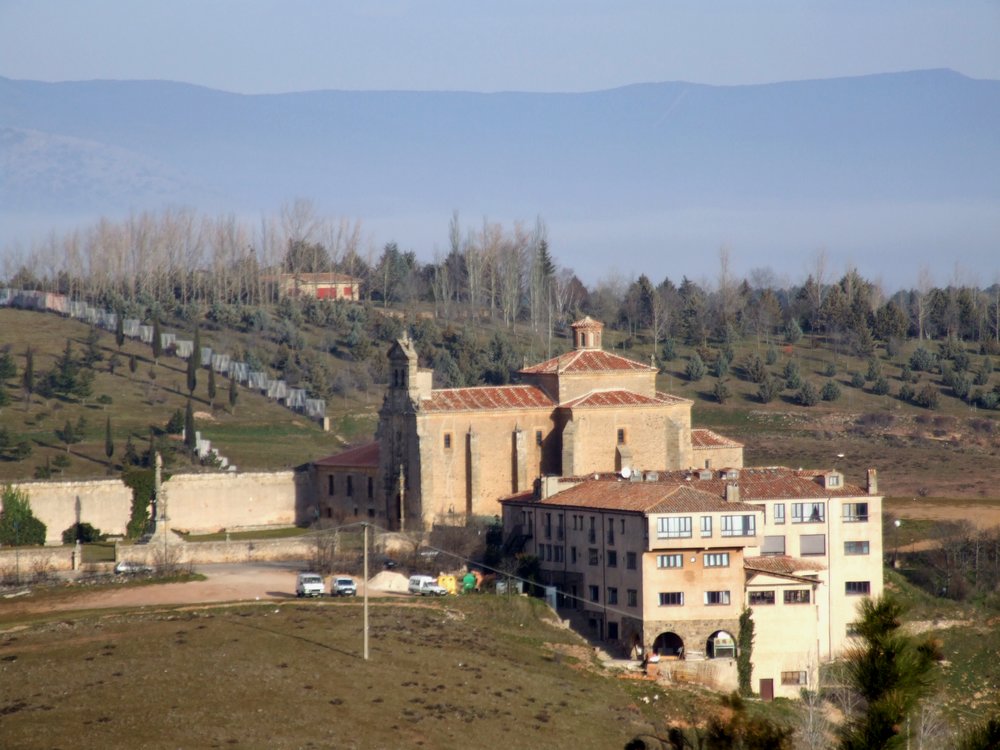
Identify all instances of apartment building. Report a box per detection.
[500,466,883,699]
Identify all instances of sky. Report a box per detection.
[1,1,998,288]
[2,1,998,93]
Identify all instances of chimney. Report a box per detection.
[866,468,878,496]
[725,482,740,504]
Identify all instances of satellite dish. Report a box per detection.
[621,467,632,479]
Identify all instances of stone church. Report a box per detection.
[314,317,743,529]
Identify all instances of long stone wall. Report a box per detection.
[116,536,314,566]
[6,471,310,544]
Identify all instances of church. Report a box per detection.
[314,317,743,529]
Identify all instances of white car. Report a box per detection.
[330,577,357,597]
[114,560,153,575]
[408,575,448,596]
[295,573,325,598]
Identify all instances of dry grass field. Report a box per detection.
[0,595,687,750]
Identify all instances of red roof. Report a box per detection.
[511,480,762,514]
[691,429,744,449]
[744,555,826,574]
[560,389,671,409]
[421,385,554,412]
[314,441,379,468]
[520,348,656,375]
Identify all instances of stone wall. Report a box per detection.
[0,545,76,576]
[6,471,309,545]
[116,536,314,566]
[8,479,133,544]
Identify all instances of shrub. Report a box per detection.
[797,381,819,406]
[823,361,837,377]
[783,360,801,390]
[910,346,937,372]
[62,522,103,544]
[865,357,882,382]
[765,346,778,366]
[850,372,866,389]
[821,380,841,401]
[914,384,940,409]
[951,372,972,401]
[713,379,732,404]
[757,376,781,404]
[872,375,891,396]
[0,485,46,546]
[784,319,802,344]
[899,383,915,403]
[711,355,729,379]
[685,353,706,382]
[742,352,767,384]
[900,364,912,382]
[165,408,185,435]
[661,339,677,362]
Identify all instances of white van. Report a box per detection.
[408,575,447,596]
[296,572,325,598]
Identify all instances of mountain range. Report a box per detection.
[1,70,997,284]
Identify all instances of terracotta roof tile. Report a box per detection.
[519,348,656,375]
[691,429,744,449]
[744,555,827,574]
[560,389,671,409]
[314,441,379,468]
[421,385,554,412]
[512,480,762,514]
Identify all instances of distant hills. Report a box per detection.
[2,70,998,283]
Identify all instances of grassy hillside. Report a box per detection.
[1,305,998,500]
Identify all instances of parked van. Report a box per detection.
[296,572,325,598]
[408,575,447,596]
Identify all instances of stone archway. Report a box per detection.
[652,631,685,657]
[706,629,736,659]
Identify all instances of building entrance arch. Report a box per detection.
[652,631,684,658]
[706,630,736,659]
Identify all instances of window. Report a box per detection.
[607,587,618,605]
[535,429,543,446]
[556,514,564,540]
[749,590,775,606]
[781,671,807,686]
[607,551,617,568]
[827,474,841,488]
[589,516,596,543]
[800,534,826,556]
[544,512,552,539]
[704,553,730,568]
[626,551,637,570]
[589,585,599,602]
[367,477,373,499]
[627,589,638,607]
[843,503,869,522]
[657,516,692,539]
[762,535,785,556]
[617,428,626,445]
[845,581,871,596]
[657,554,683,569]
[773,503,785,524]
[554,546,563,563]
[659,592,684,606]
[704,591,731,606]
[443,433,452,450]
[588,548,599,566]
[327,475,334,496]
[346,476,353,497]
[792,502,825,524]
[844,541,870,555]
[607,519,615,545]
[570,546,577,565]
[700,516,713,538]
[784,589,811,604]
[721,514,756,537]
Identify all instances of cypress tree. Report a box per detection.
[104,416,114,464]
[115,311,125,349]
[207,367,217,409]
[192,325,202,369]
[22,347,34,410]
[129,353,137,378]
[151,319,163,365]
[186,352,197,395]
[184,399,196,451]
[228,378,238,414]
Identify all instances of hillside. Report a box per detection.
[1,305,998,502]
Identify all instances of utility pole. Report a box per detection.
[363,523,369,661]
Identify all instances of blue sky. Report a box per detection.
[2,1,998,93]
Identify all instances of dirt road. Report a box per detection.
[1,561,369,621]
